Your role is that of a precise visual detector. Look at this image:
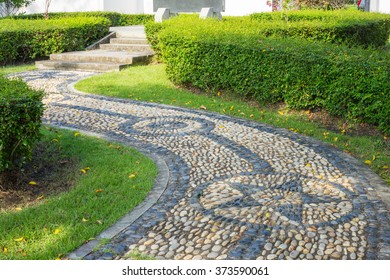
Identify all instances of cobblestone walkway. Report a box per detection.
[13,70,390,260]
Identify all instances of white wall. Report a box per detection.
[21,0,104,14]
[143,0,154,14]
[377,0,390,13]
[103,0,144,14]
[223,0,272,16]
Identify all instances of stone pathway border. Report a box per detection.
[10,70,390,260]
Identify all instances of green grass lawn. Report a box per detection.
[0,127,157,260]
[75,64,389,185]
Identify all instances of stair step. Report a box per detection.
[99,43,153,52]
[50,50,151,64]
[110,38,149,45]
[36,25,154,72]
[35,60,129,72]
[109,26,147,39]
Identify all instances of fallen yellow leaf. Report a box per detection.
[278,111,284,115]
[265,212,271,218]
[230,106,234,111]
[128,174,137,179]
[218,125,225,129]
[95,189,104,193]
[52,139,59,142]
[54,229,61,235]
[82,218,89,222]
[217,92,221,96]
[199,105,207,110]
[14,237,25,242]
[250,114,254,118]
[15,207,22,211]
[74,132,80,137]
[96,220,103,225]
[364,160,372,165]
[3,247,8,254]
[80,167,90,174]
[306,163,312,167]
[383,166,389,169]
[28,181,37,185]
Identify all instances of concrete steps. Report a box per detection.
[110,38,148,45]
[35,26,154,72]
[99,43,153,53]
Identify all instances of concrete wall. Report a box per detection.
[223,0,272,16]
[372,0,390,13]
[152,0,225,13]
[103,0,144,14]
[144,0,155,14]
[21,0,104,14]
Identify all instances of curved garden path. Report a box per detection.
[13,70,390,260]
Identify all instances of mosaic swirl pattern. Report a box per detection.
[12,70,390,260]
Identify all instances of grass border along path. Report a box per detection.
[0,127,157,260]
[74,64,389,186]
[1,65,157,259]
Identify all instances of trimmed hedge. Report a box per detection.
[0,16,110,64]
[148,16,390,133]
[4,12,154,26]
[249,10,390,48]
[0,76,44,171]
[250,9,390,22]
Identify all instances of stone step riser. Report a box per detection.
[36,61,125,72]
[110,38,149,45]
[50,53,135,64]
[99,44,153,52]
[36,56,153,73]
[115,31,147,39]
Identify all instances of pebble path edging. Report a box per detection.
[11,70,390,260]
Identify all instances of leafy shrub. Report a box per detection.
[145,21,164,59]
[150,15,390,133]
[0,76,44,171]
[0,16,110,64]
[250,10,390,48]
[250,9,390,22]
[4,12,154,26]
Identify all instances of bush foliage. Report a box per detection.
[0,76,44,171]
[0,16,110,64]
[146,14,390,133]
[4,11,154,26]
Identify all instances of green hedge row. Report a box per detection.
[0,76,44,171]
[4,12,154,26]
[147,16,390,133]
[0,16,110,64]
[250,9,390,22]
[249,10,390,47]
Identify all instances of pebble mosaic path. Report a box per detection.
[12,70,390,260]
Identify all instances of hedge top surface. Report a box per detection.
[0,16,111,32]
[0,76,43,99]
[250,9,390,22]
